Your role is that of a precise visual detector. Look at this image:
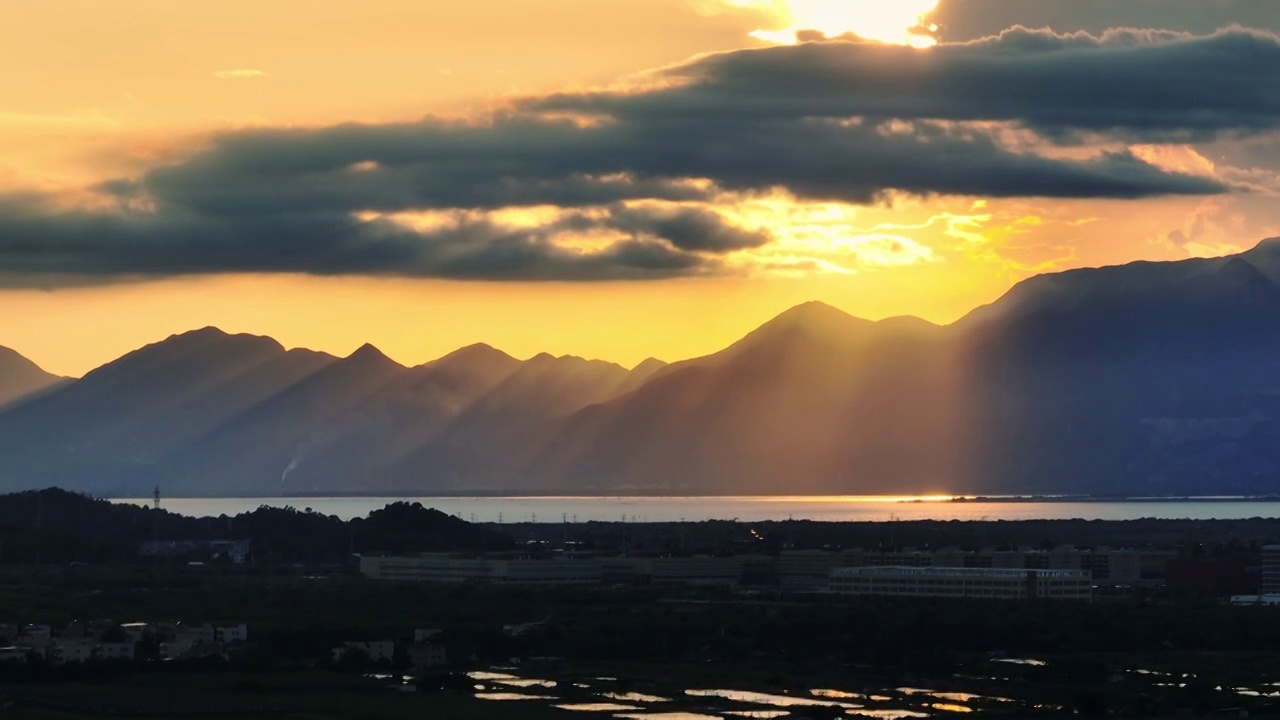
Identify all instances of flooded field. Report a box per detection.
[449,656,1276,718]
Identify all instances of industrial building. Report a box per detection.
[361,545,1169,593]
[360,553,748,586]
[1263,545,1280,595]
[830,566,1093,601]
[774,546,1171,589]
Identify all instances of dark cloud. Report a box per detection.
[0,25,1261,284]
[607,205,770,252]
[929,0,1280,43]
[0,195,762,285]
[542,26,1280,140]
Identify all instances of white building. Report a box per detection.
[97,642,136,661]
[831,566,1093,601]
[492,558,602,584]
[414,628,443,644]
[216,625,248,643]
[360,554,493,583]
[52,638,96,664]
[176,623,216,644]
[120,623,152,643]
[334,641,395,664]
[409,643,447,670]
[1231,594,1280,606]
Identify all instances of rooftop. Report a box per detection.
[832,566,1090,579]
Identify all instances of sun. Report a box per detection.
[734,0,940,47]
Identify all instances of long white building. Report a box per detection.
[360,553,746,586]
[830,566,1093,601]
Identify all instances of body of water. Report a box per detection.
[111,495,1280,523]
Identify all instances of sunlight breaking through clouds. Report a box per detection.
[708,0,939,46]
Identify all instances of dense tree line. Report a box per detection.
[0,489,513,564]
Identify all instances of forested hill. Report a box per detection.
[0,488,513,564]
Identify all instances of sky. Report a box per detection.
[2,0,1279,376]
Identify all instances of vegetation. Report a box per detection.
[0,489,512,565]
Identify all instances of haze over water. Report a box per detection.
[112,496,1280,523]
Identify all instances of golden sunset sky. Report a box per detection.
[2,0,1279,376]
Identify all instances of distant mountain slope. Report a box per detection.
[0,329,335,495]
[384,353,642,491]
[252,344,525,494]
[3,238,1280,497]
[0,346,66,409]
[529,240,1280,496]
[166,343,410,496]
[530,303,956,494]
[947,237,1280,496]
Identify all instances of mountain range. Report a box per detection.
[3,238,1280,498]
[0,347,67,409]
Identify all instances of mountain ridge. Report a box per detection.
[4,238,1280,497]
[0,346,68,409]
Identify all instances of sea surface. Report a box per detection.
[111,495,1280,523]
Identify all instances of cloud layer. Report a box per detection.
[2,26,1274,284]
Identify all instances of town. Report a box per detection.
[0,621,248,666]
[358,543,1280,604]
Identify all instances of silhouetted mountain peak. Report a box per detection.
[427,343,518,371]
[632,358,668,374]
[0,346,66,408]
[728,301,873,352]
[181,326,231,339]
[773,300,856,324]
[160,326,284,351]
[344,343,404,370]
[0,346,43,374]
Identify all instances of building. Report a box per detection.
[1231,594,1280,606]
[139,540,251,564]
[96,642,136,661]
[777,550,844,589]
[334,641,395,664]
[409,643,447,671]
[1263,546,1280,595]
[831,566,1093,601]
[119,623,152,643]
[51,638,96,664]
[176,623,216,644]
[216,625,248,643]
[414,628,443,644]
[360,554,494,583]
[362,552,748,586]
[491,558,602,585]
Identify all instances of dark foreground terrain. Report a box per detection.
[3,568,1280,718]
[2,491,1280,718]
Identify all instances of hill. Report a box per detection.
[0,346,66,409]
[0,488,512,564]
